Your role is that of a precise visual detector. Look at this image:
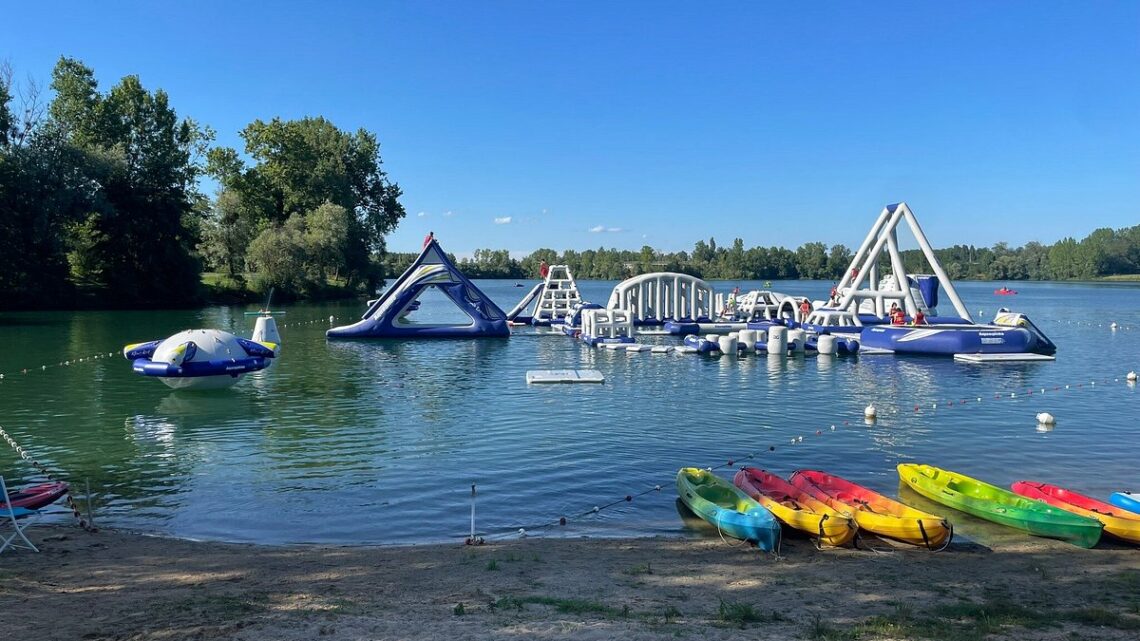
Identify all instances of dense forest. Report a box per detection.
[2,58,1138,309]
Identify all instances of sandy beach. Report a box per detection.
[2,525,1138,641]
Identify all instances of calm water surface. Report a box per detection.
[1,280,1137,545]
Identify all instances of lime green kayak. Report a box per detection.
[897,464,1103,548]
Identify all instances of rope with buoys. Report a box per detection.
[474,368,1136,544]
[0,424,98,532]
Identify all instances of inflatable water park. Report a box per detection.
[118,202,1058,391]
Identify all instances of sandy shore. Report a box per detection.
[2,525,1138,641]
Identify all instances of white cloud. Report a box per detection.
[589,225,624,233]
[494,216,513,225]
[417,211,427,217]
[443,210,454,217]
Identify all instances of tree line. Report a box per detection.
[385,226,1140,283]
[2,58,1137,310]
[0,58,405,309]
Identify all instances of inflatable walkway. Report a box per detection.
[326,240,510,339]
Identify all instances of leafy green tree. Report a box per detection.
[49,57,209,305]
[246,215,309,295]
[207,116,405,292]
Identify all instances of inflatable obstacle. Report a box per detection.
[327,239,509,339]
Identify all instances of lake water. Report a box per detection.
[1,280,1137,545]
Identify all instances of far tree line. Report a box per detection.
[2,58,1137,311]
[384,226,1140,283]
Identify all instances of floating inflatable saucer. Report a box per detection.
[123,329,277,390]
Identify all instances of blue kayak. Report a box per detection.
[676,467,780,550]
[1109,492,1140,515]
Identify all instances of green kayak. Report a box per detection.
[897,464,1103,548]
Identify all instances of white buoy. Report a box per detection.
[1111,322,1118,331]
[329,315,335,323]
[718,335,738,356]
[1128,371,1137,382]
[788,328,806,353]
[739,329,758,350]
[1036,412,1055,426]
[817,334,838,356]
[864,404,877,419]
[767,325,788,355]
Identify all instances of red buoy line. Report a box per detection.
[472,368,1137,543]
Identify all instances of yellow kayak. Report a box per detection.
[789,469,952,548]
[733,468,856,547]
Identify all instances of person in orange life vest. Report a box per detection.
[913,309,926,325]
[539,260,549,279]
[889,302,905,325]
[423,231,434,248]
[799,299,811,321]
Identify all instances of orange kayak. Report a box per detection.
[733,468,856,547]
[1012,481,1140,545]
[789,469,952,548]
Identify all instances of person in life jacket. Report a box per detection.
[913,309,926,325]
[799,298,812,321]
[539,260,549,279]
[828,284,839,306]
[889,302,905,325]
[423,231,434,248]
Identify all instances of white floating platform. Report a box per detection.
[525,369,606,384]
[651,346,673,354]
[954,353,1056,363]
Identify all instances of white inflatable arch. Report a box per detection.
[606,272,718,323]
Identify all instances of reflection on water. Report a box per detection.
[0,280,1137,544]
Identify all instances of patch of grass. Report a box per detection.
[155,592,271,620]
[453,602,465,616]
[485,559,499,571]
[1064,607,1140,630]
[662,605,682,623]
[804,614,856,641]
[716,600,785,629]
[622,562,653,576]
[934,597,1054,631]
[492,595,626,617]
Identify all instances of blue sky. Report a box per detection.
[5,2,1138,255]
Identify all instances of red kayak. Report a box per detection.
[994,287,1017,295]
[1,481,69,511]
[1011,481,1140,544]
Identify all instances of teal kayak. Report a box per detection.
[677,467,780,550]
[898,464,1102,548]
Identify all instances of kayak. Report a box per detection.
[1012,482,1140,545]
[676,467,780,550]
[897,464,1102,548]
[1,480,69,511]
[789,469,951,548]
[733,468,856,547]
[1110,492,1140,516]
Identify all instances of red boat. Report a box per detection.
[1,481,69,511]
[994,287,1017,295]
